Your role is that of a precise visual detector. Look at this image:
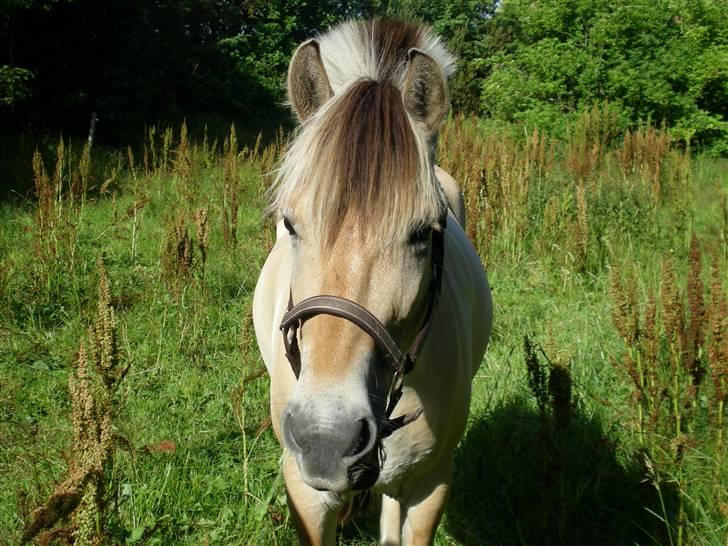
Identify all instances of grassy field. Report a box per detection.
[0,115,726,545]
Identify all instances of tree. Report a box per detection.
[479,0,728,152]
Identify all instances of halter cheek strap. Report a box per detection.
[279,216,446,440]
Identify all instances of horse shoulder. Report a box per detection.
[253,224,293,372]
[434,165,466,228]
[443,218,493,377]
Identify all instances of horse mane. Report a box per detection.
[271,18,455,247]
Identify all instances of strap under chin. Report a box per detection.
[380,407,424,439]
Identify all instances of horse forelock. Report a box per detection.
[316,18,455,91]
[272,18,451,248]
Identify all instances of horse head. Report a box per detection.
[271,20,453,493]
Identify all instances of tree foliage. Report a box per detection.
[0,0,726,152]
[0,0,361,141]
[478,0,728,152]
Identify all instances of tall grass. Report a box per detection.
[439,112,725,544]
[0,115,725,544]
[610,238,727,545]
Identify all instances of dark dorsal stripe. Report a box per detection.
[366,17,424,81]
[314,78,420,247]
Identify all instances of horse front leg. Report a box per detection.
[399,457,453,546]
[380,493,402,546]
[283,453,343,546]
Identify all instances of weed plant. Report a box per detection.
[20,259,125,545]
[610,238,727,545]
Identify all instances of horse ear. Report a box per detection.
[402,48,449,134]
[287,40,333,122]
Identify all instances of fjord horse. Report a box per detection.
[253,18,493,545]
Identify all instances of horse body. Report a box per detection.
[252,18,492,545]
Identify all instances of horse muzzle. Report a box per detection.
[281,400,379,492]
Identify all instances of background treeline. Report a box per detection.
[0,0,352,141]
[1,0,727,163]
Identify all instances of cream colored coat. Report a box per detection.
[253,170,492,545]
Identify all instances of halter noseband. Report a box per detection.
[279,216,446,440]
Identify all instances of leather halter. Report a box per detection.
[280,216,446,440]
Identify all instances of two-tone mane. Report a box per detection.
[271,18,456,246]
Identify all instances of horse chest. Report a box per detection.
[371,413,441,493]
[374,449,435,499]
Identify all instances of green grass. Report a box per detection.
[0,122,726,545]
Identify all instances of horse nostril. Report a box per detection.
[347,418,374,458]
[283,406,377,467]
[283,410,308,455]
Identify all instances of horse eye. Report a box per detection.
[283,217,297,237]
[409,225,433,245]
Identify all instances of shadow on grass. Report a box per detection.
[445,398,678,546]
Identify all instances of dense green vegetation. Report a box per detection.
[0,117,725,544]
[476,0,728,152]
[1,0,726,160]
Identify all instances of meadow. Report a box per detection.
[0,112,726,545]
